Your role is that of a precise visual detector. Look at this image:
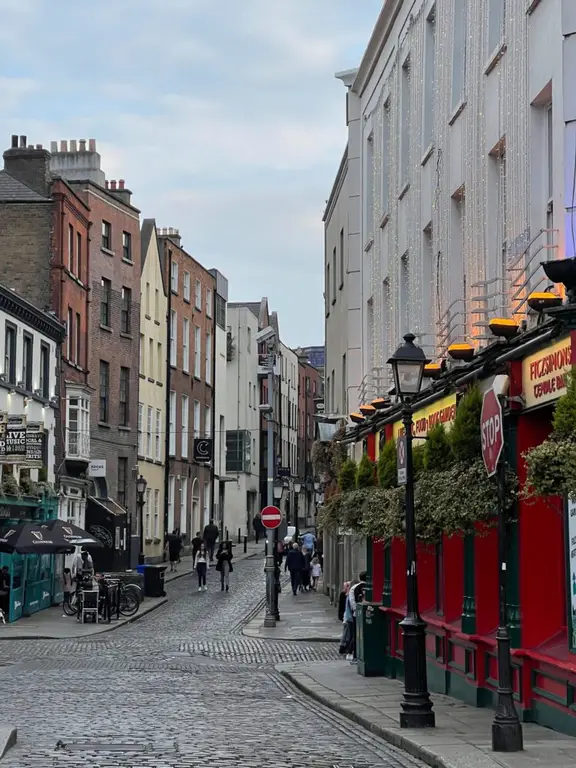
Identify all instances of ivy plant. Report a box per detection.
[356,453,376,488]
[377,439,397,489]
[425,424,454,471]
[338,458,357,493]
[451,385,482,463]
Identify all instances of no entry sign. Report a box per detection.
[481,388,504,477]
[261,505,282,530]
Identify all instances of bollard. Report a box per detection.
[243,535,247,553]
[237,527,241,544]
[225,527,229,542]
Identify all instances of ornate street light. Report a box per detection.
[136,474,148,566]
[387,333,435,729]
[293,481,302,494]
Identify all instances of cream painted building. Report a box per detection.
[138,220,167,562]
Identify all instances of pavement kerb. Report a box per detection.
[242,626,340,643]
[0,727,17,761]
[277,668,457,768]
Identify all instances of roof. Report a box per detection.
[0,283,66,342]
[0,170,50,202]
[140,218,156,272]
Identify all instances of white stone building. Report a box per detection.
[224,305,260,537]
[277,342,299,519]
[325,0,574,408]
[210,269,229,531]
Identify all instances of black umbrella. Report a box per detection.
[0,522,75,555]
[42,519,104,549]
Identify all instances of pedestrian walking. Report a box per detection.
[310,556,321,591]
[62,568,73,616]
[252,514,264,544]
[216,541,234,592]
[191,531,203,562]
[194,544,208,591]
[284,542,305,596]
[166,530,182,573]
[301,530,316,554]
[343,571,367,663]
[203,519,219,564]
[300,547,312,591]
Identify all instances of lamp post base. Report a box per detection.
[399,614,435,729]
[263,554,276,628]
[491,625,523,752]
[400,710,436,729]
[138,553,145,566]
[492,719,524,753]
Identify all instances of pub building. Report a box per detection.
[341,278,576,737]
[0,283,65,621]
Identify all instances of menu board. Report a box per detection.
[25,422,44,466]
[5,416,27,461]
[0,413,45,466]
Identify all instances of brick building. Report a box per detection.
[296,357,322,529]
[158,228,216,542]
[50,140,141,543]
[0,135,91,525]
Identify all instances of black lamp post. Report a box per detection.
[136,474,147,566]
[388,333,435,729]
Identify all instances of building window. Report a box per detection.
[68,224,74,272]
[4,323,16,384]
[140,333,145,372]
[121,286,132,334]
[122,231,132,261]
[99,360,109,422]
[171,260,179,293]
[138,402,144,455]
[182,317,190,373]
[205,331,212,385]
[154,288,159,321]
[76,232,82,278]
[183,271,191,302]
[400,59,410,186]
[119,367,129,426]
[147,405,153,457]
[204,404,211,438]
[452,0,466,110]
[215,294,226,329]
[181,394,189,459]
[67,392,90,459]
[149,338,154,378]
[67,308,73,361]
[76,313,81,365]
[423,7,436,149]
[180,477,188,536]
[400,254,410,334]
[117,457,127,508]
[332,246,337,301]
[170,310,177,367]
[100,278,111,327]
[193,399,200,439]
[102,220,111,251]
[488,0,505,56]
[366,133,374,235]
[169,391,176,456]
[145,282,150,316]
[168,475,175,532]
[203,481,210,523]
[20,332,32,391]
[206,288,212,318]
[194,326,201,378]
[145,488,152,537]
[195,279,202,310]
[326,263,331,310]
[40,342,49,398]
[247,327,252,354]
[155,408,161,460]
[339,228,345,288]
[157,342,163,381]
[153,489,160,537]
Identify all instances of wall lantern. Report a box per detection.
[542,258,576,304]
[527,290,562,313]
[371,397,391,410]
[423,362,442,379]
[359,403,376,417]
[488,318,519,340]
[349,412,365,425]
[447,342,475,362]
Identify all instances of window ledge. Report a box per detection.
[421,143,435,167]
[156,381,163,388]
[398,182,410,200]
[194,305,201,312]
[379,212,390,230]
[100,324,112,333]
[139,373,146,380]
[364,236,374,253]
[97,421,111,429]
[122,258,134,266]
[184,298,191,305]
[154,320,161,326]
[194,375,202,382]
[331,298,336,306]
[170,364,177,370]
[484,42,507,76]
[527,0,542,13]
[101,247,115,257]
[182,370,190,376]
[449,99,466,126]
[145,314,152,321]
[147,377,155,383]
[119,332,132,340]
[118,425,131,432]
[339,281,344,291]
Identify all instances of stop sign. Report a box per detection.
[481,388,504,477]
[261,505,282,530]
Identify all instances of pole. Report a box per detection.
[263,350,277,627]
[162,246,172,561]
[399,404,435,729]
[137,492,145,565]
[492,458,523,751]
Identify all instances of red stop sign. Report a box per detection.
[481,388,504,477]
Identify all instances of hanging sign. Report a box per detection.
[393,393,457,441]
[522,336,572,409]
[25,422,44,466]
[0,412,7,459]
[5,415,27,461]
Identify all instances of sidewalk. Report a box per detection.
[242,578,341,641]
[0,540,263,641]
[278,661,576,768]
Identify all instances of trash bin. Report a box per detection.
[356,601,391,677]
[142,565,166,598]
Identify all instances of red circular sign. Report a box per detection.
[261,505,282,530]
[481,388,504,477]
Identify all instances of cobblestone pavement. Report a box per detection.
[0,556,425,768]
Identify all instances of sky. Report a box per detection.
[0,0,382,348]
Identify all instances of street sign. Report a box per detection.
[481,388,504,477]
[397,435,407,485]
[261,505,282,530]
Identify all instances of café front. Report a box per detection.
[350,318,576,736]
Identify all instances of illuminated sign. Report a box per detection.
[522,336,572,409]
[392,394,457,441]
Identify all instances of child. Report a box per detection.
[194,545,208,592]
[310,556,321,591]
[62,568,73,616]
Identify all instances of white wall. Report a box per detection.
[214,323,227,482]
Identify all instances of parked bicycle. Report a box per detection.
[62,580,142,619]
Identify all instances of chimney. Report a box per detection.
[3,134,52,196]
[79,139,86,151]
[70,140,77,153]
[110,179,117,190]
[107,178,132,206]
[49,137,105,186]
[88,139,96,152]
[118,179,125,190]
[162,227,181,246]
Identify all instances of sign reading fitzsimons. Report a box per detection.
[393,393,457,441]
[522,336,572,409]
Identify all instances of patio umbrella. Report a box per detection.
[0,522,75,555]
[42,519,103,549]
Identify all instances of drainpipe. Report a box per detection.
[210,291,217,535]
[163,246,172,554]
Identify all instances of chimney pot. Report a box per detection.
[19,135,26,148]
[11,135,18,149]
[105,180,109,189]
[79,139,86,151]
[50,141,58,153]
[110,180,117,190]
[27,145,33,149]
[88,139,96,151]
[60,140,68,152]
[70,140,77,152]
[118,179,125,189]
[36,144,42,150]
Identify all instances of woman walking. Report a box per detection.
[216,541,234,592]
[194,544,208,592]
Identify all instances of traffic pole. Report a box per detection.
[263,354,277,628]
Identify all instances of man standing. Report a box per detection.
[203,519,219,564]
[301,530,316,554]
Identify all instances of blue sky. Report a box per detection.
[0,0,382,347]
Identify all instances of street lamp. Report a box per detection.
[136,474,147,566]
[273,482,283,501]
[293,481,302,494]
[388,333,435,729]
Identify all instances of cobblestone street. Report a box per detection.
[0,556,425,767]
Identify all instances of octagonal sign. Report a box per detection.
[481,388,504,477]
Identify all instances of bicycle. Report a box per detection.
[62,581,142,619]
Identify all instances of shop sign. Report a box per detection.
[567,498,576,651]
[88,460,106,478]
[4,415,26,461]
[0,414,46,466]
[25,422,44,466]
[393,393,457,441]
[523,336,572,409]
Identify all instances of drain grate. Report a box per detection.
[55,740,151,752]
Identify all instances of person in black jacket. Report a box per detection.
[215,541,234,592]
[284,543,305,596]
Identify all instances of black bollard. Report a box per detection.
[237,528,241,544]
[243,535,247,553]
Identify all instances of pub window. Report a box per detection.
[122,231,132,262]
[22,333,33,390]
[99,360,110,422]
[39,342,50,398]
[102,220,111,251]
[101,278,111,327]
[119,366,129,426]
[121,286,132,334]
[4,323,16,384]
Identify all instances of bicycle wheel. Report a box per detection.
[119,590,140,617]
[123,583,143,604]
[62,594,78,616]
